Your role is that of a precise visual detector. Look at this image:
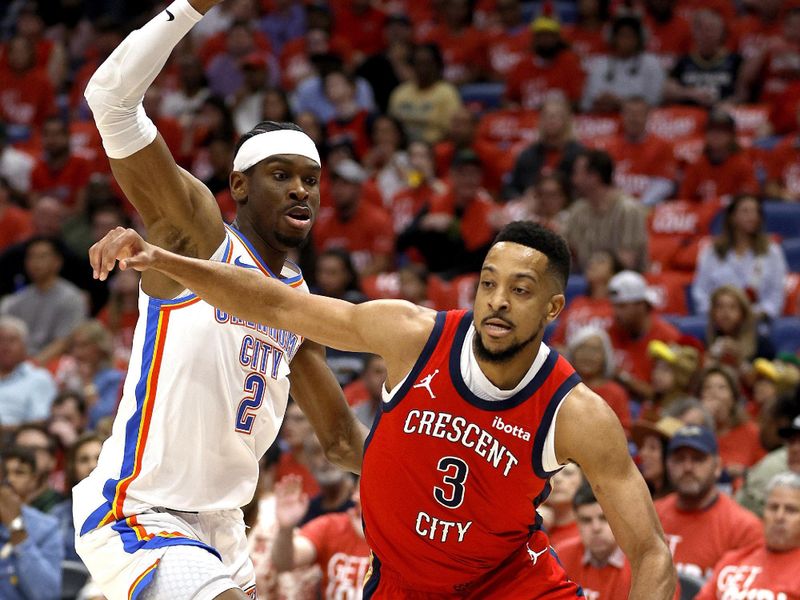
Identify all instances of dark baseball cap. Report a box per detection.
[452,148,482,168]
[707,109,736,132]
[778,414,800,439]
[667,425,719,456]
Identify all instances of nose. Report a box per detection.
[288,176,309,202]
[487,286,510,312]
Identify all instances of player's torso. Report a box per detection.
[76,226,306,527]
[361,310,580,593]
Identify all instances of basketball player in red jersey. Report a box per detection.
[90,221,676,598]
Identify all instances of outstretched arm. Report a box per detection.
[91,228,437,388]
[85,0,225,298]
[555,384,676,600]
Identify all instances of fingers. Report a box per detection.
[91,227,144,281]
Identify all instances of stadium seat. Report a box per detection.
[361,272,401,300]
[647,200,721,272]
[784,273,800,316]
[459,82,506,111]
[770,317,800,354]
[664,315,707,343]
[565,274,588,308]
[782,238,800,272]
[678,571,705,600]
[62,560,90,600]
[573,114,620,144]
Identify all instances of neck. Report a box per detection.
[336,203,358,222]
[590,282,608,299]
[474,338,541,390]
[46,151,69,169]
[624,131,646,143]
[732,233,751,252]
[587,187,613,210]
[34,276,57,291]
[231,215,288,275]
[589,547,615,567]
[677,487,718,512]
[551,504,575,526]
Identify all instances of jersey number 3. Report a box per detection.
[434,456,469,509]
[236,373,267,434]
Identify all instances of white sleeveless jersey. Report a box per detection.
[74,225,307,536]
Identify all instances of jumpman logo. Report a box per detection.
[526,543,549,566]
[413,369,439,399]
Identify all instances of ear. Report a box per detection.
[546,293,566,323]
[230,171,249,205]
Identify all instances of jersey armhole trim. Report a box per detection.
[531,373,581,479]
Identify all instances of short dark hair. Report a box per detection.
[12,423,57,455]
[579,149,615,185]
[572,480,597,510]
[1,446,37,473]
[53,390,88,416]
[25,235,63,259]
[234,121,307,163]
[412,43,445,76]
[492,222,571,291]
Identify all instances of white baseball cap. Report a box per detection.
[608,270,658,305]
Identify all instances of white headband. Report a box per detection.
[233,129,321,172]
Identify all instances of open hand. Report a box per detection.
[274,474,309,529]
[89,227,159,281]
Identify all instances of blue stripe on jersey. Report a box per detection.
[80,300,162,535]
[227,224,304,285]
[531,372,581,479]
[362,552,383,600]
[111,519,221,558]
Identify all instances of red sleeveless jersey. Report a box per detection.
[361,310,581,594]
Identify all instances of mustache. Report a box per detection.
[481,314,514,327]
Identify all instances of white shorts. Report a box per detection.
[74,507,256,600]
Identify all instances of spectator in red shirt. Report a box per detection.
[731,0,785,61]
[324,70,372,160]
[696,472,800,600]
[765,112,800,200]
[698,365,767,482]
[678,108,759,202]
[643,0,693,70]
[332,0,387,62]
[275,400,320,500]
[542,462,584,551]
[355,14,414,113]
[567,325,633,435]
[389,140,446,234]
[504,13,585,109]
[419,0,486,84]
[484,0,532,79]
[561,0,609,70]
[632,416,685,500]
[494,172,571,234]
[656,425,763,582]
[344,354,387,428]
[558,482,633,599]
[603,96,677,205]
[607,271,682,400]
[30,116,93,211]
[0,35,55,133]
[272,474,370,600]
[0,177,33,253]
[313,159,395,276]
[646,340,701,420]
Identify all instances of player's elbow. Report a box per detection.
[322,428,364,475]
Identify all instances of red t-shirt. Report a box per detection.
[678,151,759,202]
[299,511,371,600]
[732,15,784,61]
[326,110,371,160]
[420,25,487,83]
[484,28,531,78]
[717,421,767,472]
[547,520,580,553]
[0,204,33,252]
[644,13,693,69]
[589,380,632,434]
[655,492,764,581]
[30,154,94,208]
[332,4,386,57]
[505,50,586,109]
[603,135,678,201]
[608,317,682,384]
[760,38,800,103]
[561,25,608,68]
[313,202,395,274]
[0,66,55,128]
[279,36,353,91]
[429,188,498,251]
[388,182,438,234]
[343,379,370,407]
[275,452,320,498]
[557,539,632,600]
[767,135,800,200]
[696,545,800,600]
[550,297,615,347]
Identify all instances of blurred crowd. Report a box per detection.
[2,0,800,598]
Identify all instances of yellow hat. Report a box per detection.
[753,358,800,391]
[632,416,685,449]
[531,16,561,33]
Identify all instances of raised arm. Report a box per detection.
[91,228,437,388]
[555,384,676,600]
[84,0,225,298]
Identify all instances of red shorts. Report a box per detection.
[363,531,584,599]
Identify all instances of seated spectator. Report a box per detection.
[0,176,32,253]
[729,0,785,62]
[581,15,665,113]
[663,397,716,430]
[324,70,373,160]
[642,0,693,70]
[693,196,788,322]
[388,140,445,234]
[564,150,648,273]
[397,263,433,308]
[603,97,677,206]
[257,0,306,56]
[752,359,800,451]
[550,250,618,348]
[97,268,139,369]
[504,96,584,201]
[557,482,632,597]
[484,0,533,79]
[0,316,56,431]
[632,416,684,499]
[50,432,101,562]
[313,159,395,276]
[397,149,497,276]
[678,109,759,202]
[331,0,386,61]
[313,248,367,304]
[697,472,800,599]
[47,391,89,457]
[665,9,743,107]
[0,446,63,600]
[646,341,700,419]
[361,115,410,207]
[30,116,94,211]
[504,11,585,109]
[606,271,682,400]
[11,425,64,513]
[0,35,55,133]
[699,365,766,481]
[738,412,800,516]
[418,0,485,85]
[764,111,800,201]
[343,354,387,425]
[561,0,609,70]
[181,95,237,180]
[542,462,583,551]
[272,475,369,600]
[0,237,87,362]
[655,425,763,582]
[567,326,632,434]
[0,124,34,197]
[260,87,294,125]
[53,320,123,430]
[496,173,571,234]
[159,54,210,121]
[388,43,462,144]
[230,53,274,137]
[276,400,320,499]
[298,436,355,526]
[355,14,414,113]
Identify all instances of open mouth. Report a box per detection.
[483,317,513,337]
[284,206,312,228]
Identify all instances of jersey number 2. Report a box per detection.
[434,456,469,509]
[236,373,267,434]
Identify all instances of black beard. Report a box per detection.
[472,323,541,364]
[275,230,307,249]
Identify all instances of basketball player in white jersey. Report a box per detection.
[72,1,365,599]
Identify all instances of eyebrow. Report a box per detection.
[481,265,539,283]
[265,156,321,172]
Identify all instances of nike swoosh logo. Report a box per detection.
[234,256,259,269]
[165,9,175,21]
